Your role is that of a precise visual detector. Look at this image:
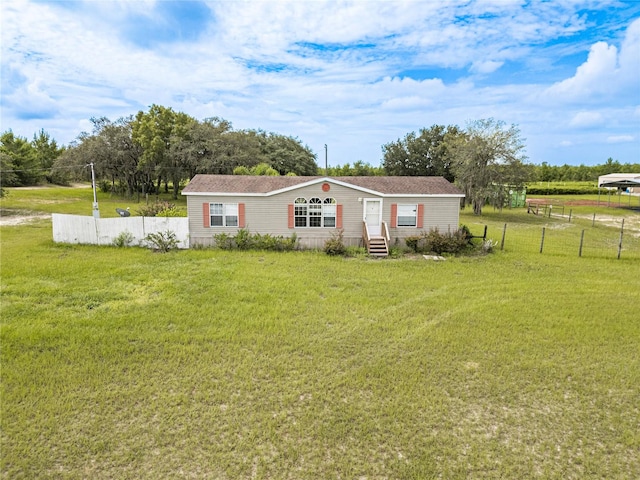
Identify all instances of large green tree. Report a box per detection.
[32,129,64,181]
[132,105,195,198]
[382,124,462,180]
[449,118,531,215]
[46,105,322,196]
[0,131,40,186]
[257,132,318,176]
[173,117,234,176]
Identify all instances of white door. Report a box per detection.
[364,199,382,236]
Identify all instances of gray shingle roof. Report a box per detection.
[182,175,463,196]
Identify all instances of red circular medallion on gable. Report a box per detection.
[322,183,330,192]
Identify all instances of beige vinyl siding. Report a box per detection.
[187,182,375,248]
[385,197,461,243]
[186,183,461,249]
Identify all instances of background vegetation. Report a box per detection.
[3,108,638,204]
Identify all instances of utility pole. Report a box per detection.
[324,144,328,173]
[88,162,100,218]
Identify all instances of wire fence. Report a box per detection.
[479,210,640,260]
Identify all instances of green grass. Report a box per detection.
[0,184,187,217]
[1,188,640,478]
[460,206,640,260]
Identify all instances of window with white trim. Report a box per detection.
[309,197,322,227]
[294,197,307,227]
[323,198,336,227]
[294,197,337,228]
[397,204,417,227]
[210,203,238,227]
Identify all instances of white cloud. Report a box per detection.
[1,0,639,166]
[470,60,504,74]
[546,17,640,101]
[569,111,605,128]
[606,135,635,143]
[559,140,573,147]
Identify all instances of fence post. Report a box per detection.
[540,227,545,254]
[568,209,572,223]
[579,229,585,257]
[548,205,552,218]
[592,213,596,227]
[500,223,507,250]
[617,219,625,259]
[483,225,487,240]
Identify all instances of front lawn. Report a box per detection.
[1,214,638,478]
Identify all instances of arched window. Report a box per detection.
[291,197,339,228]
[309,197,322,227]
[294,197,307,227]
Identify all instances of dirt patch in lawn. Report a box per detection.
[0,209,51,226]
[9,183,91,190]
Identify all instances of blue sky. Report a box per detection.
[1,0,639,167]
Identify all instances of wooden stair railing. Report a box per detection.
[363,221,389,257]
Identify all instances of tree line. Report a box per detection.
[2,104,637,213]
[57,105,318,199]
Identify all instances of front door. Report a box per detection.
[364,199,382,236]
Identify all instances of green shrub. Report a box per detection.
[113,231,135,248]
[405,235,421,253]
[234,228,254,250]
[98,180,112,193]
[458,224,473,243]
[324,230,346,256]
[213,230,298,251]
[405,228,473,255]
[156,206,186,217]
[137,201,177,217]
[526,185,599,195]
[144,230,179,252]
[212,232,235,250]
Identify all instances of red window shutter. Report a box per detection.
[417,204,424,228]
[238,203,246,228]
[390,204,397,228]
[203,203,210,228]
[288,204,294,228]
[336,204,343,229]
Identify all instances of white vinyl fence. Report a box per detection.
[52,214,189,249]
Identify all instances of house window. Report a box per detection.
[323,198,336,227]
[397,204,417,227]
[294,197,307,227]
[293,197,337,228]
[210,203,238,227]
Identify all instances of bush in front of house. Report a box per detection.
[324,229,346,256]
[405,227,475,255]
[145,230,179,252]
[213,228,298,251]
[113,230,135,248]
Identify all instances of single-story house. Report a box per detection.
[182,175,465,255]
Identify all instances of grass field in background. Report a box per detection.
[1,186,640,478]
[0,184,187,218]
